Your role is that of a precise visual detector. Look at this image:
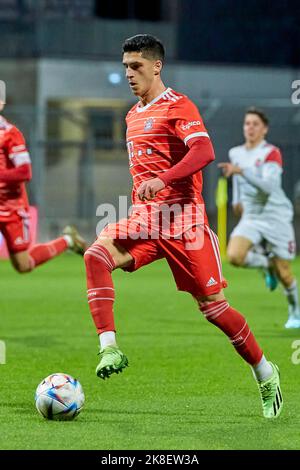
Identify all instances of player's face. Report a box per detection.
[243,113,268,143]
[123,52,161,98]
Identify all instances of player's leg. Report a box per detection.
[228,235,271,271]
[228,221,277,290]
[272,257,300,328]
[84,222,162,379]
[227,235,254,266]
[196,291,283,418]
[3,212,83,273]
[164,226,282,418]
[263,221,298,324]
[9,236,73,273]
[84,236,132,379]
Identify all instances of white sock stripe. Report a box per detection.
[87,287,115,292]
[87,252,112,270]
[89,245,111,256]
[203,305,228,318]
[87,246,114,268]
[202,300,228,311]
[206,226,222,282]
[231,328,251,346]
[88,297,115,303]
[86,245,114,268]
[204,304,229,319]
[201,301,229,315]
[206,307,229,321]
[204,303,229,316]
[86,250,113,270]
[231,321,247,341]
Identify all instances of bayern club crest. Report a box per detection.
[144,118,154,131]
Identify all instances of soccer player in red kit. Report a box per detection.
[0,100,86,272]
[84,35,283,418]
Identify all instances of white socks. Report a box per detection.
[251,355,273,382]
[244,250,269,269]
[99,331,117,350]
[284,280,299,311]
[63,234,73,248]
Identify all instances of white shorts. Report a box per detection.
[230,217,296,260]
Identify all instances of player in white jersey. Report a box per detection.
[219,107,299,329]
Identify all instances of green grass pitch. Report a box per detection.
[0,253,300,450]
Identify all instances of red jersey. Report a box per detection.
[125,87,210,234]
[0,116,31,219]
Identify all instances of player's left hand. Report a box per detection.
[218,162,242,177]
[137,177,166,201]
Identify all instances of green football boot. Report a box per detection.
[96,346,129,380]
[257,362,283,419]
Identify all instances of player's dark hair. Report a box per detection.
[122,34,165,63]
[245,107,269,126]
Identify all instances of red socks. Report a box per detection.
[29,237,68,269]
[200,300,263,366]
[84,244,116,334]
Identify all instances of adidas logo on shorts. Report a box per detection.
[206,277,218,287]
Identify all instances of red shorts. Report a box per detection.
[0,210,31,254]
[100,221,227,297]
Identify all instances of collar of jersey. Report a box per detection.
[245,139,267,151]
[136,87,171,113]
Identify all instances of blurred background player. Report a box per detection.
[84,35,283,419]
[0,100,87,272]
[219,107,299,329]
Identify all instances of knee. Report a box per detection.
[13,260,32,273]
[227,249,245,267]
[84,242,114,272]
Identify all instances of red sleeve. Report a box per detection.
[5,126,31,167]
[0,163,32,183]
[159,137,215,186]
[168,97,210,145]
[265,148,282,167]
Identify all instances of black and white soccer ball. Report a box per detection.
[35,373,85,421]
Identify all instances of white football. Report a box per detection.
[35,373,85,421]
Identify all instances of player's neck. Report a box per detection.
[139,81,167,107]
[245,138,265,149]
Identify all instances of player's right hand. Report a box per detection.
[218,162,242,178]
[137,177,165,201]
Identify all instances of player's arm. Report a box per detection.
[137,99,214,201]
[137,138,214,201]
[0,127,32,183]
[0,164,31,183]
[159,136,215,186]
[218,149,282,195]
